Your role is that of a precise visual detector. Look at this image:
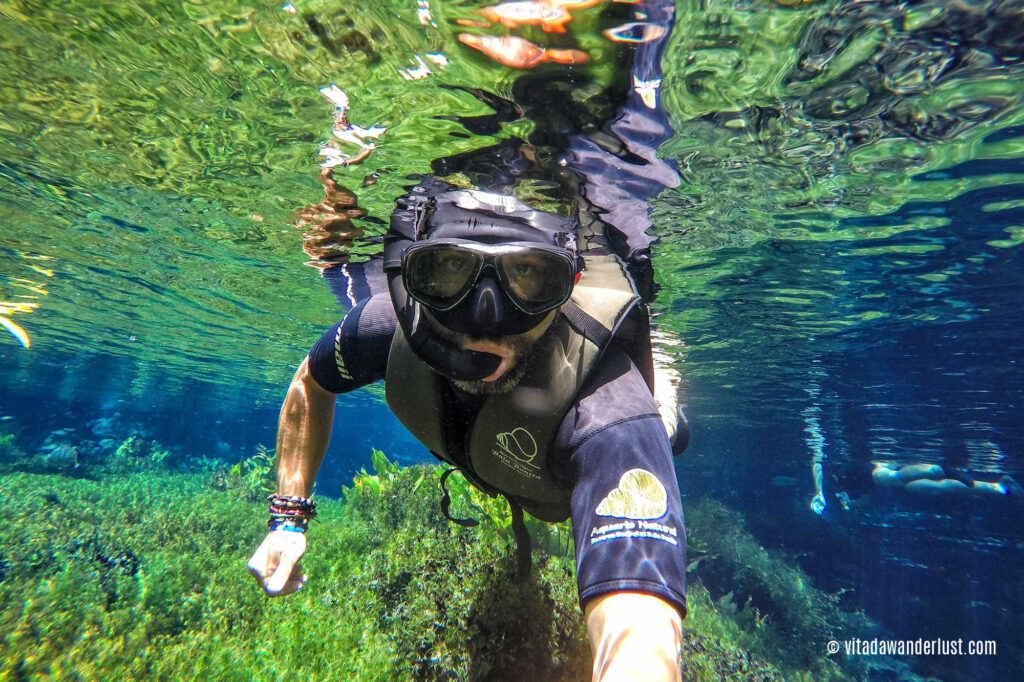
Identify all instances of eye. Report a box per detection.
[511,262,536,276]
[437,253,473,272]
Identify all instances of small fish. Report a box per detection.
[458,33,588,69]
[770,475,798,488]
[478,1,573,34]
[546,0,601,8]
[44,444,80,469]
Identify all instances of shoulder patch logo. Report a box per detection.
[596,469,668,520]
[495,427,538,464]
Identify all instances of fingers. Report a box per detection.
[247,545,271,585]
[247,532,308,597]
[279,570,308,596]
[265,552,300,596]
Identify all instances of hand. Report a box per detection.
[247,530,308,597]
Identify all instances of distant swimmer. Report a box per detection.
[821,460,1024,512]
[871,462,1024,498]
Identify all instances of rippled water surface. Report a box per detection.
[2,0,1023,679]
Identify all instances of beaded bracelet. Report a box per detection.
[267,493,317,533]
[268,517,309,532]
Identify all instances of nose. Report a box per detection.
[470,277,505,328]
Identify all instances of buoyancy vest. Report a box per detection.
[385,250,654,522]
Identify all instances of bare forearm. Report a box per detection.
[585,592,683,682]
[275,357,336,497]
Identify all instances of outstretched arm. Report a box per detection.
[561,351,688,678]
[246,356,336,597]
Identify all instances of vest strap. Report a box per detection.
[507,497,532,583]
[562,300,612,347]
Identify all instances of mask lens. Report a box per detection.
[405,246,481,307]
[498,250,574,313]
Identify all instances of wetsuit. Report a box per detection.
[307,296,687,615]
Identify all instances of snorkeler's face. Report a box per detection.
[425,308,557,394]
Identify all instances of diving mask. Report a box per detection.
[402,239,579,315]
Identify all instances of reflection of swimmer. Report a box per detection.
[458,33,588,69]
[479,1,574,34]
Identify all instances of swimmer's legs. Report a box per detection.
[890,468,1023,497]
[904,479,970,494]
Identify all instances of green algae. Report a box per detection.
[0,438,868,680]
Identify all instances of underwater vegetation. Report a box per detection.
[0,430,871,680]
[209,444,278,502]
[3,428,175,476]
[112,434,173,470]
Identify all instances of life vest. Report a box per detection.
[385,250,654,522]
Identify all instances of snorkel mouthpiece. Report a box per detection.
[404,298,503,382]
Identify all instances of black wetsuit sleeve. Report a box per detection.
[556,350,687,616]
[568,416,687,616]
[306,293,397,393]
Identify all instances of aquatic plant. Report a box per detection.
[112,434,172,470]
[210,444,277,502]
[0,430,24,461]
[684,498,874,679]
[347,449,573,560]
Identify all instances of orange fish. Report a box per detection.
[458,33,589,69]
[478,1,573,33]
[456,18,493,27]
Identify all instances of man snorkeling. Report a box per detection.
[248,184,689,681]
[249,0,689,676]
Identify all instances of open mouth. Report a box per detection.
[461,339,516,382]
